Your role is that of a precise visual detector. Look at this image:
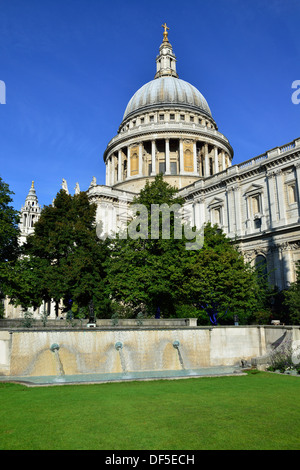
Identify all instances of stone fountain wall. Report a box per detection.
[0,325,299,377]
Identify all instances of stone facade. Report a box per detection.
[180,139,300,289]
[88,28,300,291]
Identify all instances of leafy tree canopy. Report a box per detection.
[7,190,110,317]
[284,262,300,324]
[0,176,20,263]
[108,175,264,324]
[0,177,20,302]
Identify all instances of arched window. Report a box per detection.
[255,255,268,278]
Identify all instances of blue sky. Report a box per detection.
[0,0,299,210]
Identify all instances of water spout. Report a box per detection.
[173,340,185,370]
[50,343,65,377]
[115,342,127,373]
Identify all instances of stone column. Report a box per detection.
[127,146,131,178]
[295,163,300,220]
[226,187,236,235]
[193,141,197,175]
[111,156,115,186]
[284,246,293,286]
[222,151,226,171]
[266,170,277,226]
[139,142,143,176]
[165,138,170,175]
[214,147,218,174]
[193,198,203,230]
[198,197,206,228]
[151,140,156,176]
[106,160,109,185]
[224,188,231,235]
[179,139,184,174]
[275,169,286,224]
[118,149,122,182]
[204,144,209,177]
[107,158,111,186]
[275,246,284,290]
[233,185,242,235]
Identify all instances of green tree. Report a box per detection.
[181,224,263,324]
[0,177,20,263]
[284,262,300,324]
[0,177,20,308]
[7,190,110,317]
[108,175,192,317]
[4,256,47,310]
[108,176,262,323]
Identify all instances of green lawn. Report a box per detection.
[0,371,299,450]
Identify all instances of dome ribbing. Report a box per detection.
[123,76,212,120]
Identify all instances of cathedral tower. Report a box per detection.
[19,181,42,245]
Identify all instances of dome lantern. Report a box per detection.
[154,23,178,80]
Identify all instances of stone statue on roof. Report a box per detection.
[74,182,80,195]
[62,178,69,194]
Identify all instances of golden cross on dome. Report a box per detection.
[162,23,169,42]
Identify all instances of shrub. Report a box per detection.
[21,310,34,328]
[252,309,272,325]
[267,339,300,373]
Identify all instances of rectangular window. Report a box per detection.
[170,162,177,175]
[254,218,261,229]
[130,149,139,176]
[159,162,165,174]
[184,149,193,172]
[251,195,260,215]
[150,115,154,122]
[288,184,296,204]
[180,114,185,121]
[214,208,221,224]
[210,206,222,225]
[170,114,175,120]
[159,114,164,121]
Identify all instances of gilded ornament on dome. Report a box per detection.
[162,23,169,42]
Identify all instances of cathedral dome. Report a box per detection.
[123,76,212,120]
[102,24,234,195]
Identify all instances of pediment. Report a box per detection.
[207,197,224,207]
[243,183,263,196]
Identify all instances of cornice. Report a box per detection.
[120,103,214,129]
[179,144,300,199]
[232,222,300,246]
[103,125,234,160]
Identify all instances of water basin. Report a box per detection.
[0,366,244,386]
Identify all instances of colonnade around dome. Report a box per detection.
[105,132,232,191]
